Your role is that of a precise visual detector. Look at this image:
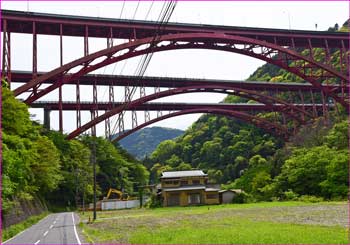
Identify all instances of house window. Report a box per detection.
[188,193,201,204]
[164,180,179,185]
[181,180,188,186]
[192,180,200,185]
[206,194,218,199]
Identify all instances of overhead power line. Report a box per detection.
[110,1,178,138]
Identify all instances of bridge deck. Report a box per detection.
[10,71,346,92]
[31,101,328,111]
[2,9,348,48]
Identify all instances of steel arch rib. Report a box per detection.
[66,85,307,140]
[110,108,289,142]
[14,33,348,106]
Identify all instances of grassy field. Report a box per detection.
[78,201,348,244]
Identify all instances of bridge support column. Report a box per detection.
[44,109,51,130]
[32,22,37,79]
[59,23,63,133]
[2,19,11,87]
[76,80,81,128]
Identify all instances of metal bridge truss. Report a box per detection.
[28,83,335,141]
[2,10,349,140]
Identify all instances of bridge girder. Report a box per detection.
[65,85,331,140]
[12,33,348,108]
[108,108,291,142]
[2,10,348,48]
[10,71,348,93]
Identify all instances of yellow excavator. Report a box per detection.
[104,188,129,201]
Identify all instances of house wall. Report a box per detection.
[205,191,220,205]
[161,176,208,188]
[221,191,235,204]
[163,190,207,206]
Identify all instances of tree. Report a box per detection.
[31,136,62,194]
[320,150,348,198]
[176,163,192,171]
[2,87,34,136]
[276,146,333,196]
[325,120,348,150]
[151,140,177,164]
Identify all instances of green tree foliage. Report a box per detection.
[80,136,149,196]
[46,131,92,207]
[144,22,349,201]
[2,88,33,137]
[2,87,62,212]
[2,84,149,215]
[118,127,184,159]
[274,144,348,199]
[30,136,62,194]
[144,112,281,186]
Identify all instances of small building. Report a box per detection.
[160,170,220,207]
[219,189,243,204]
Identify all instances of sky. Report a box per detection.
[2,1,349,137]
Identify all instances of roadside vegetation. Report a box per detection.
[79,202,348,244]
[2,80,149,239]
[1,212,49,242]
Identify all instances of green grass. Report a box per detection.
[79,201,349,244]
[2,212,49,242]
[130,218,347,244]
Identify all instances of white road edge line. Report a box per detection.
[71,212,81,245]
[2,214,50,244]
[43,230,49,237]
[34,240,41,244]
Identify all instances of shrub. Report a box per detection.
[283,189,299,201]
[145,193,162,208]
[232,192,251,203]
[297,195,324,203]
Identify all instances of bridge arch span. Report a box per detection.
[15,33,347,107]
[66,84,318,140]
[108,108,290,142]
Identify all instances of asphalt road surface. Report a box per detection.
[3,212,81,245]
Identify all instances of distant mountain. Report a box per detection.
[119,127,184,159]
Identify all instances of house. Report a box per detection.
[219,189,243,204]
[160,170,220,207]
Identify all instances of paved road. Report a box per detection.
[3,212,81,245]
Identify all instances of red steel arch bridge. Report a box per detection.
[2,10,349,141]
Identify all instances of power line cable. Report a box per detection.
[110,1,177,138]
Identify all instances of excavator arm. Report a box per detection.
[105,188,129,200]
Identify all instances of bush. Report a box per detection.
[145,193,162,208]
[297,195,324,203]
[232,192,251,203]
[283,189,299,201]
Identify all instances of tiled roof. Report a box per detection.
[162,185,206,192]
[218,189,243,193]
[161,170,207,178]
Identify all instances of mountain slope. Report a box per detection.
[119,127,184,159]
[144,21,349,201]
